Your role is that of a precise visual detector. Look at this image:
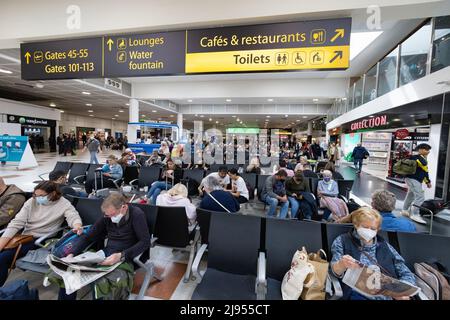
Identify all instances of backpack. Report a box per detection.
[182,178,200,196]
[346,198,361,213]
[419,199,448,216]
[273,181,286,196]
[0,280,39,300]
[414,262,450,300]
[51,226,92,258]
[393,159,417,175]
[245,181,255,200]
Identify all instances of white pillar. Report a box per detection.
[177,113,183,142]
[307,121,313,136]
[127,98,139,143]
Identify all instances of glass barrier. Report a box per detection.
[363,64,378,103]
[431,15,450,72]
[377,47,398,97]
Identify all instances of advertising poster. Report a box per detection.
[0,135,28,162]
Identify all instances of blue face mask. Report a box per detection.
[323,177,331,182]
[36,195,50,205]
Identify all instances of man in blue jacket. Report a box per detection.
[351,143,369,174]
[402,143,432,224]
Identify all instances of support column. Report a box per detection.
[177,113,183,142]
[307,121,313,144]
[127,98,139,143]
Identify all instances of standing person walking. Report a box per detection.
[401,143,432,224]
[84,134,101,164]
[351,143,369,174]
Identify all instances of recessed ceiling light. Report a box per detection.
[296,119,300,122]
[112,117,116,120]
[266,115,271,118]
[0,68,12,74]
[82,91,91,95]
[200,115,204,118]
[88,110,93,112]
[215,121,219,124]
[86,103,92,107]
[313,98,319,102]
[35,83,44,89]
[119,109,124,113]
[236,118,240,121]
[226,99,232,102]
[125,103,130,106]
[89,114,94,117]
[59,110,64,113]
[267,98,274,102]
[209,118,212,121]
[285,115,288,117]
[114,115,119,117]
[302,116,308,118]
[232,115,236,118]
[152,110,157,113]
[342,97,347,101]
[49,102,56,107]
[187,99,193,102]
[141,115,146,117]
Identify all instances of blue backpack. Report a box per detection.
[51,226,92,258]
[0,280,39,300]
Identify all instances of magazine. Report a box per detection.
[343,264,421,298]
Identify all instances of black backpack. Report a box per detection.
[419,199,449,216]
[346,198,361,213]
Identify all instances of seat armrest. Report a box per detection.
[38,172,50,181]
[0,229,5,235]
[338,195,348,202]
[73,175,86,185]
[129,179,139,186]
[34,227,68,248]
[256,251,267,300]
[133,237,158,269]
[192,244,208,281]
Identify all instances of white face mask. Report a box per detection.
[110,213,124,224]
[357,227,377,242]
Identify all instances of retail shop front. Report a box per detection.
[7,114,57,152]
[329,93,450,200]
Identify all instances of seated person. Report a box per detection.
[294,156,309,172]
[85,156,123,194]
[285,171,315,219]
[158,142,171,159]
[0,177,26,228]
[0,181,82,286]
[198,166,230,196]
[145,150,162,166]
[199,176,240,213]
[226,168,250,204]
[317,170,349,221]
[120,148,137,166]
[324,161,344,180]
[55,193,151,300]
[331,207,416,300]
[301,164,319,178]
[278,160,294,177]
[246,157,262,174]
[260,170,289,218]
[49,170,88,198]
[147,159,183,205]
[156,183,196,225]
[371,190,416,232]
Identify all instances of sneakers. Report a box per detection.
[400,210,411,217]
[410,213,427,225]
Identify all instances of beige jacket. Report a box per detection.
[0,184,26,228]
[2,196,82,238]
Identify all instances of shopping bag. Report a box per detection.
[301,249,329,300]
[281,247,315,300]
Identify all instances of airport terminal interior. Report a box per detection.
[0,0,450,302]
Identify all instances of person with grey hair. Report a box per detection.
[318,170,348,221]
[199,176,240,213]
[371,190,416,232]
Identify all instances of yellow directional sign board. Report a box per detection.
[185,18,351,73]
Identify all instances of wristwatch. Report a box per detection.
[120,252,126,262]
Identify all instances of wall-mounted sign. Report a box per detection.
[350,115,388,131]
[7,115,56,127]
[21,38,103,80]
[103,31,185,77]
[21,17,351,80]
[186,18,351,73]
[394,128,410,139]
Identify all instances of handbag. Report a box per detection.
[301,250,329,300]
[281,247,315,300]
[414,262,450,300]
[4,234,35,274]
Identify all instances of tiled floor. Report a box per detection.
[1,151,449,300]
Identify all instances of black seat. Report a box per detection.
[396,232,450,270]
[123,166,139,185]
[85,164,103,182]
[192,213,261,300]
[73,197,104,225]
[54,161,72,173]
[208,164,222,172]
[131,166,161,189]
[241,173,257,200]
[130,203,158,235]
[263,218,323,299]
[68,163,90,185]
[337,180,354,199]
[154,206,200,282]
[315,161,327,173]
[182,168,205,185]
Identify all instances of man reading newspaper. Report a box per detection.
[45,194,150,300]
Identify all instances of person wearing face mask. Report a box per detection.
[56,193,150,300]
[84,156,123,194]
[317,170,349,221]
[260,170,289,218]
[0,181,82,286]
[331,207,416,300]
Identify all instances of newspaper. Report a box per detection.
[60,250,106,265]
[46,252,122,295]
[343,264,421,299]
